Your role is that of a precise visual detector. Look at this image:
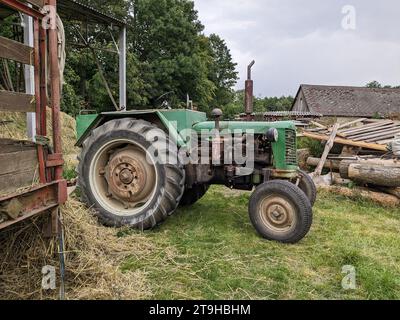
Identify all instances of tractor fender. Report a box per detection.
[75,110,185,147]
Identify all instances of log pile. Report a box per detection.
[302,119,400,201]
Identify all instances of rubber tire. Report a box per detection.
[249,180,313,244]
[297,170,317,206]
[77,118,185,229]
[180,185,210,206]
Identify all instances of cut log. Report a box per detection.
[318,185,400,208]
[345,162,400,188]
[307,157,341,170]
[375,187,400,199]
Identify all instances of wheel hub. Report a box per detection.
[260,196,295,232]
[104,148,149,203]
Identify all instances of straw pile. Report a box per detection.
[1,111,154,300]
[0,197,154,300]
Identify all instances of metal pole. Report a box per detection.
[119,26,127,111]
[24,11,36,141]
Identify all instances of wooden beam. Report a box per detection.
[313,123,340,177]
[0,90,35,112]
[0,36,33,65]
[337,118,368,130]
[302,131,388,152]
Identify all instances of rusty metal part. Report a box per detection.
[0,181,67,230]
[105,148,149,202]
[271,169,299,179]
[244,60,255,120]
[1,0,45,19]
[0,0,67,235]
[90,142,157,214]
[259,195,296,233]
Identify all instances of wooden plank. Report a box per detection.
[337,118,368,130]
[0,90,35,112]
[377,139,395,145]
[311,121,327,129]
[350,126,400,141]
[314,123,340,177]
[347,124,400,138]
[0,139,37,153]
[0,168,38,195]
[0,36,33,65]
[0,149,38,176]
[302,131,388,152]
[340,121,393,136]
[366,130,400,142]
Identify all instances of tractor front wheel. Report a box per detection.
[77,118,185,229]
[295,170,317,206]
[249,181,313,243]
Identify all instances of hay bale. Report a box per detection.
[0,197,154,300]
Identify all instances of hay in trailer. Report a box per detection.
[0,197,154,300]
[0,108,79,156]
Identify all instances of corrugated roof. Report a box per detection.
[58,0,126,27]
[0,0,126,26]
[0,4,16,20]
[296,84,400,117]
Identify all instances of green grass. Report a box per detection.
[121,186,400,300]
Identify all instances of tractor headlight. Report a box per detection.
[266,128,279,142]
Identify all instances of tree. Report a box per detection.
[366,81,382,88]
[206,34,238,108]
[131,0,216,110]
[55,0,239,114]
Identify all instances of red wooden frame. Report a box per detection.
[0,0,67,231]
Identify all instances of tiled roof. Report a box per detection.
[298,84,400,117]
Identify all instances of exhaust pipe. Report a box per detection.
[245,60,255,120]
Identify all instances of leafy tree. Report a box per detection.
[206,34,238,108]
[366,81,382,88]
[131,0,216,110]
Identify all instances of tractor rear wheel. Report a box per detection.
[77,118,185,229]
[249,181,313,244]
[180,184,209,206]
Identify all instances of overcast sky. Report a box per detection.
[194,0,400,97]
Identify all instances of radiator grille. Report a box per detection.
[285,129,297,165]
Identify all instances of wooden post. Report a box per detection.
[313,123,340,177]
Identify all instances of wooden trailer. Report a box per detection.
[0,0,67,232]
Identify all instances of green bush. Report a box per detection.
[298,137,324,158]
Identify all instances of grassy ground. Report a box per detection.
[121,186,400,300]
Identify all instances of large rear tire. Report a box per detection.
[249,181,313,244]
[180,184,209,206]
[77,118,185,229]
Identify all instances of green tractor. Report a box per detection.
[76,64,316,244]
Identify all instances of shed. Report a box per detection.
[292,84,400,118]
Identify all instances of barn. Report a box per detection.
[291,84,400,119]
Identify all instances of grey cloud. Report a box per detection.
[195,0,400,96]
